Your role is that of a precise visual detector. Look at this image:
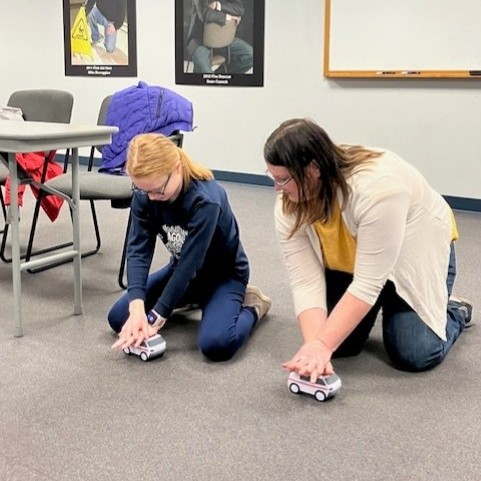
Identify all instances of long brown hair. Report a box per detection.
[126,133,213,191]
[264,118,382,235]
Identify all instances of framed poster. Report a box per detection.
[175,0,264,87]
[63,0,137,77]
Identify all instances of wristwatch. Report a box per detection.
[146,309,166,329]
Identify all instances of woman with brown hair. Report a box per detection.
[109,133,271,362]
[264,118,472,382]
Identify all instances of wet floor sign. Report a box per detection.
[71,6,93,59]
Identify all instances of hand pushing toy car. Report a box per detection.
[123,334,166,361]
[287,371,341,402]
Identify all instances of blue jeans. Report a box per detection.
[327,244,466,372]
[108,263,257,362]
[88,5,117,53]
[192,37,253,73]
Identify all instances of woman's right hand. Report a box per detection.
[282,339,334,382]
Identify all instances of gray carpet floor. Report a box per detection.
[0,182,480,481]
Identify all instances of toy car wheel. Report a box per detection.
[140,352,149,362]
[123,347,130,355]
[289,383,300,394]
[315,390,326,402]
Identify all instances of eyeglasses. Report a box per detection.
[132,172,173,197]
[264,170,294,187]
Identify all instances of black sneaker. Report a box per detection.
[449,295,473,326]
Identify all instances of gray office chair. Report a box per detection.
[29,95,184,289]
[0,89,74,262]
[25,95,132,287]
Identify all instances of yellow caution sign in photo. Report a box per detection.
[71,6,93,59]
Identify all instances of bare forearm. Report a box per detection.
[318,292,372,351]
[129,298,145,315]
[298,307,327,343]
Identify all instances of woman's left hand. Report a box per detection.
[282,339,334,382]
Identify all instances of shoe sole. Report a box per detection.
[246,285,272,306]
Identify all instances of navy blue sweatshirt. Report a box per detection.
[127,179,249,318]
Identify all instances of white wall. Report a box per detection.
[1,0,480,199]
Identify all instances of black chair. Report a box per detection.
[0,89,74,262]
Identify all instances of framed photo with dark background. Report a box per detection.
[63,0,137,77]
[175,0,264,87]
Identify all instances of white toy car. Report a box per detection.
[123,334,166,361]
[287,371,342,402]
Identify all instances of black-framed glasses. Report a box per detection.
[264,170,293,187]
[132,172,173,196]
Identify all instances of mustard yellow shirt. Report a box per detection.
[313,201,356,274]
[314,201,458,274]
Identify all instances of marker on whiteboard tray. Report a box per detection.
[376,71,396,75]
[469,70,481,76]
[401,71,421,75]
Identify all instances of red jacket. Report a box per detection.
[4,151,64,222]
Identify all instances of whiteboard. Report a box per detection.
[324,0,481,78]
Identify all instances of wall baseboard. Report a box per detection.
[74,156,481,213]
[443,195,481,213]
[212,169,273,187]
[215,171,481,213]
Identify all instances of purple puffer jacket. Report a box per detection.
[100,81,194,173]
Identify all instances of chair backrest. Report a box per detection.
[1,90,74,181]
[98,95,113,126]
[203,19,237,48]
[7,89,74,124]
[94,95,113,154]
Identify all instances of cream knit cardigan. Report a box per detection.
[275,149,454,341]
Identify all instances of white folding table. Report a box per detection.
[0,120,118,337]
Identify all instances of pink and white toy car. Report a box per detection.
[288,371,341,402]
[123,334,166,362]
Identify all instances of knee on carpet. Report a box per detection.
[198,333,236,362]
[384,338,442,372]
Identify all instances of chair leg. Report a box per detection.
[118,210,132,290]
[0,195,73,264]
[26,199,102,273]
[23,190,73,261]
[0,205,32,263]
[0,221,13,262]
[0,151,73,264]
